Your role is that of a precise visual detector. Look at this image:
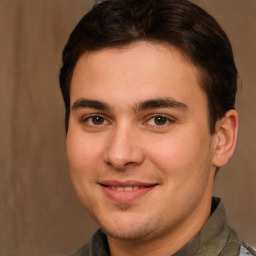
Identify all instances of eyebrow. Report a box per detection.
[71,97,188,112]
[71,98,110,111]
[134,98,188,112]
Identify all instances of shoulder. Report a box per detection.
[219,226,256,256]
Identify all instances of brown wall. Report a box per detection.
[1,0,255,255]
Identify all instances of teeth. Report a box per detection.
[110,186,140,191]
[124,186,133,191]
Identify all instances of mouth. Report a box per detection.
[105,185,145,191]
[99,181,157,203]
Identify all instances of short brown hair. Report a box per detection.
[60,0,237,133]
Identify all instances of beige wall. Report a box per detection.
[1,0,255,255]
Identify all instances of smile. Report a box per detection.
[108,186,140,191]
[100,182,157,203]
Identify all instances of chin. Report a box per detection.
[98,213,160,242]
[102,226,153,241]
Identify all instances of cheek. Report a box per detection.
[146,128,213,177]
[66,131,99,183]
[67,127,105,164]
[145,130,214,213]
[66,132,102,209]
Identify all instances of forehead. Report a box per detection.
[70,41,206,109]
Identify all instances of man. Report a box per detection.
[59,0,255,255]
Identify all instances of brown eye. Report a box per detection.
[154,116,167,125]
[146,115,173,127]
[91,116,105,125]
[82,114,109,129]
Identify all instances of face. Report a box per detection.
[67,42,217,243]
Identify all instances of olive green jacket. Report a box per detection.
[71,198,255,256]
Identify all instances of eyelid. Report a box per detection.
[81,113,111,126]
[80,113,175,128]
[144,114,176,126]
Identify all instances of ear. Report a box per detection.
[213,110,239,167]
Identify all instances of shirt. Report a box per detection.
[71,197,256,256]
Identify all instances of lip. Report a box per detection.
[99,180,157,203]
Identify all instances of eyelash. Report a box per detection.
[81,114,175,128]
[145,114,175,127]
[82,114,110,126]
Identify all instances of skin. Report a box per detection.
[66,41,238,256]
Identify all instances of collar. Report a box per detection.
[173,197,229,256]
[89,229,110,256]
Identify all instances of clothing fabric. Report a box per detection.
[70,197,255,256]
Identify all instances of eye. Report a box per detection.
[84,115,108,126]
[153,116,168,125]
[146,115,174,126]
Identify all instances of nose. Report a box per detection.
[103,126,145,170]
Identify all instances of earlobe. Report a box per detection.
[213,110,239,167]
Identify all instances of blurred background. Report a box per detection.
[0,0,255,255]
